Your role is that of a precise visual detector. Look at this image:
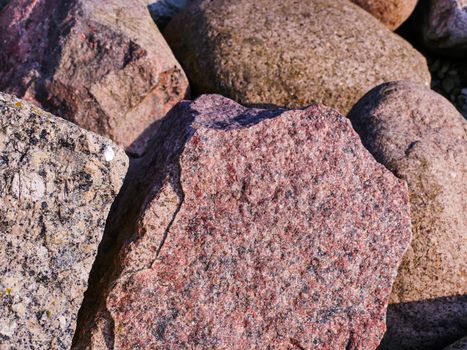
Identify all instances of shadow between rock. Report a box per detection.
[378,294,467,350]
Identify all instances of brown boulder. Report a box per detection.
[0,0,189,156]
[73,94,411,349]
[348,81,467,349]
[164,0,430,115]
[350,0,418,30]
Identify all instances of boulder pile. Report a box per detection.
[0,0,465,349]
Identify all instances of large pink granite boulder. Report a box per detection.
[0,0,189,156]
[73,95,411,349]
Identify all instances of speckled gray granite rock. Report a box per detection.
[0,0,189,156]
[146,0,190,28]
[348,81,467,349]
[0,93,128,349]
[164,0,430,115]
[74,94,411,349]
[422,0,467,57]
[443,336,467,350]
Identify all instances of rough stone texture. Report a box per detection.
[443,336,467,350]
[0,0,189,156]
[421,0,467,57]
[146,0,189,28]
[348,81,467,349]
[164,0,430,115]
[350,0,418,30]
[73,94,411,349]
[0,93,128,349]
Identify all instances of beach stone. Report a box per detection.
[350,0,418,30]
[73,94,411,349]
[0,93,128,349]
[348,81,467,349]
[164,0,430,115]
[421,0,467,57]
[146,0,190,28]
[0,0,189,156]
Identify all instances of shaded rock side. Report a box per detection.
[74,94,411,349]
[348,81,467,349]
[0,0,189,156]
[379,295,467,350]
[443,335,467,350]
[350,0,418,30]
[146,0,190,28]
[422,0,467,57]
[0,93,128,349]
[164,0,430,115]
[0,0,8,11]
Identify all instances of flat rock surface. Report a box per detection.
[422,0,467,56]
[0,93,128,349]
[0,0,189,156]
[350,0,417,30]
[348,81,467,349]
[74,95,411,349]
[164,0,430,115]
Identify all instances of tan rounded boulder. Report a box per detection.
[348,81,467,349]
[350,0,418,30]
[164,0,430,115]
